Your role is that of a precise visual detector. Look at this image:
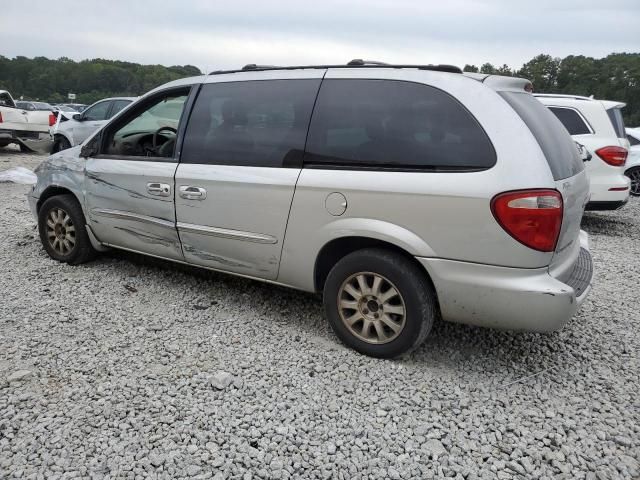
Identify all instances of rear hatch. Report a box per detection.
[498,91,590,280]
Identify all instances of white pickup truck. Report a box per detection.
[0,90,54,153]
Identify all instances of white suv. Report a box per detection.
[535,94,630,210]
[625,128,640,196]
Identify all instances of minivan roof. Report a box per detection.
[209,59,463,75]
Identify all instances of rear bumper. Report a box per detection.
[585,199,628,211]
[588,174,630,204]
[417,236,593,332]
[0,129,53,154]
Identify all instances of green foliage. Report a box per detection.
[1,54,638,125]
[462,52,640,125]
[0,55,201,106]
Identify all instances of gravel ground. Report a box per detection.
[1,146,638,480]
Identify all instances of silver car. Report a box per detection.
[28,61,593,358]
[50,97,136,152]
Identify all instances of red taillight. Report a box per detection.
[0,112,3,123]
[491,189,563,252]
[48,113,57,127]
[595,146,627,167]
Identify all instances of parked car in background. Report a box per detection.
[0,90,54,152]
[535,94,630,210]
[62,103,88,112]
[51,97,135,152]
[52,104,79,114]
[15,101,55,112]
[625,128,640,196]
[29,62,593,358]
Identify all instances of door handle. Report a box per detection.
[179,186,207,200]
[147,182,171,197]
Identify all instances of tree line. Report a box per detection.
[464,53,640,126]
[0,56,201,106]
[0,53,638,125]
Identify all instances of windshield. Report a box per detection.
[500,92,584,180]
[32,102,52,110]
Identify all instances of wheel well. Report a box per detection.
[314,236,433,292]
[37,186,76,213]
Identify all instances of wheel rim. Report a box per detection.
[337,272,406,345]
[628,169,640,196]
[46,207,76,256]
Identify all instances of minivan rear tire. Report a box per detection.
[323,248,436,358]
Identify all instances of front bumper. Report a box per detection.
[417,238,593,332]
[27,192,38,220]
[0,129,53,154]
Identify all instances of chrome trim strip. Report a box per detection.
[177,222,278,244]
[91,208,175,229]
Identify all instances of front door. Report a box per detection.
[73,100,112,145]
[175,76,322,279]
[84,87,193,261]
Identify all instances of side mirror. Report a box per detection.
[80,134,100,158]
[73,113,83,121]
[575,142,592,162]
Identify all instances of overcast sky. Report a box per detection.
[1,0,638,73]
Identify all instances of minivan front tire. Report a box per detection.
[38,194,97,265]
[323,248,436,358]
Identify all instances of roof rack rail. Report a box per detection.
[242,64,282,71]
[209,61,463,75]
[347,59,389,66]
[533,93,594,101]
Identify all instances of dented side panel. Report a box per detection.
[174,163,300,279]
[84,158,183,261]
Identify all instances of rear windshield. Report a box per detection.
[500,92,584,180]
[607,108,626,139]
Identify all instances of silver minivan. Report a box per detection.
[28,61,593,358]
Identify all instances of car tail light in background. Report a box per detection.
[48,113,57,127]
[0,112,3,123]
[491,189,563,252]
[595,146,627,167]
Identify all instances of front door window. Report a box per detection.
[104,93,188,158]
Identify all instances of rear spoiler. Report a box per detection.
[600,100,626,110]
[463,72,533,93]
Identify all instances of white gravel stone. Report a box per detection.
[6,370,32,383]
[0,147,638,479]
[210,371,234,390]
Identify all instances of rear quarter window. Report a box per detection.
[607,108,626,139]
[548,107,591,135]
[305,79,496,170]
[500,93,584,180]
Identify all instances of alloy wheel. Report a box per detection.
[45,207,76,256]
[337,272,406,344]
[628,169,640,196]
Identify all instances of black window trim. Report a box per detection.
[92,85,198,163]
[177,78,323,169]
[547,105,594,135]
[301,77,497,173]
